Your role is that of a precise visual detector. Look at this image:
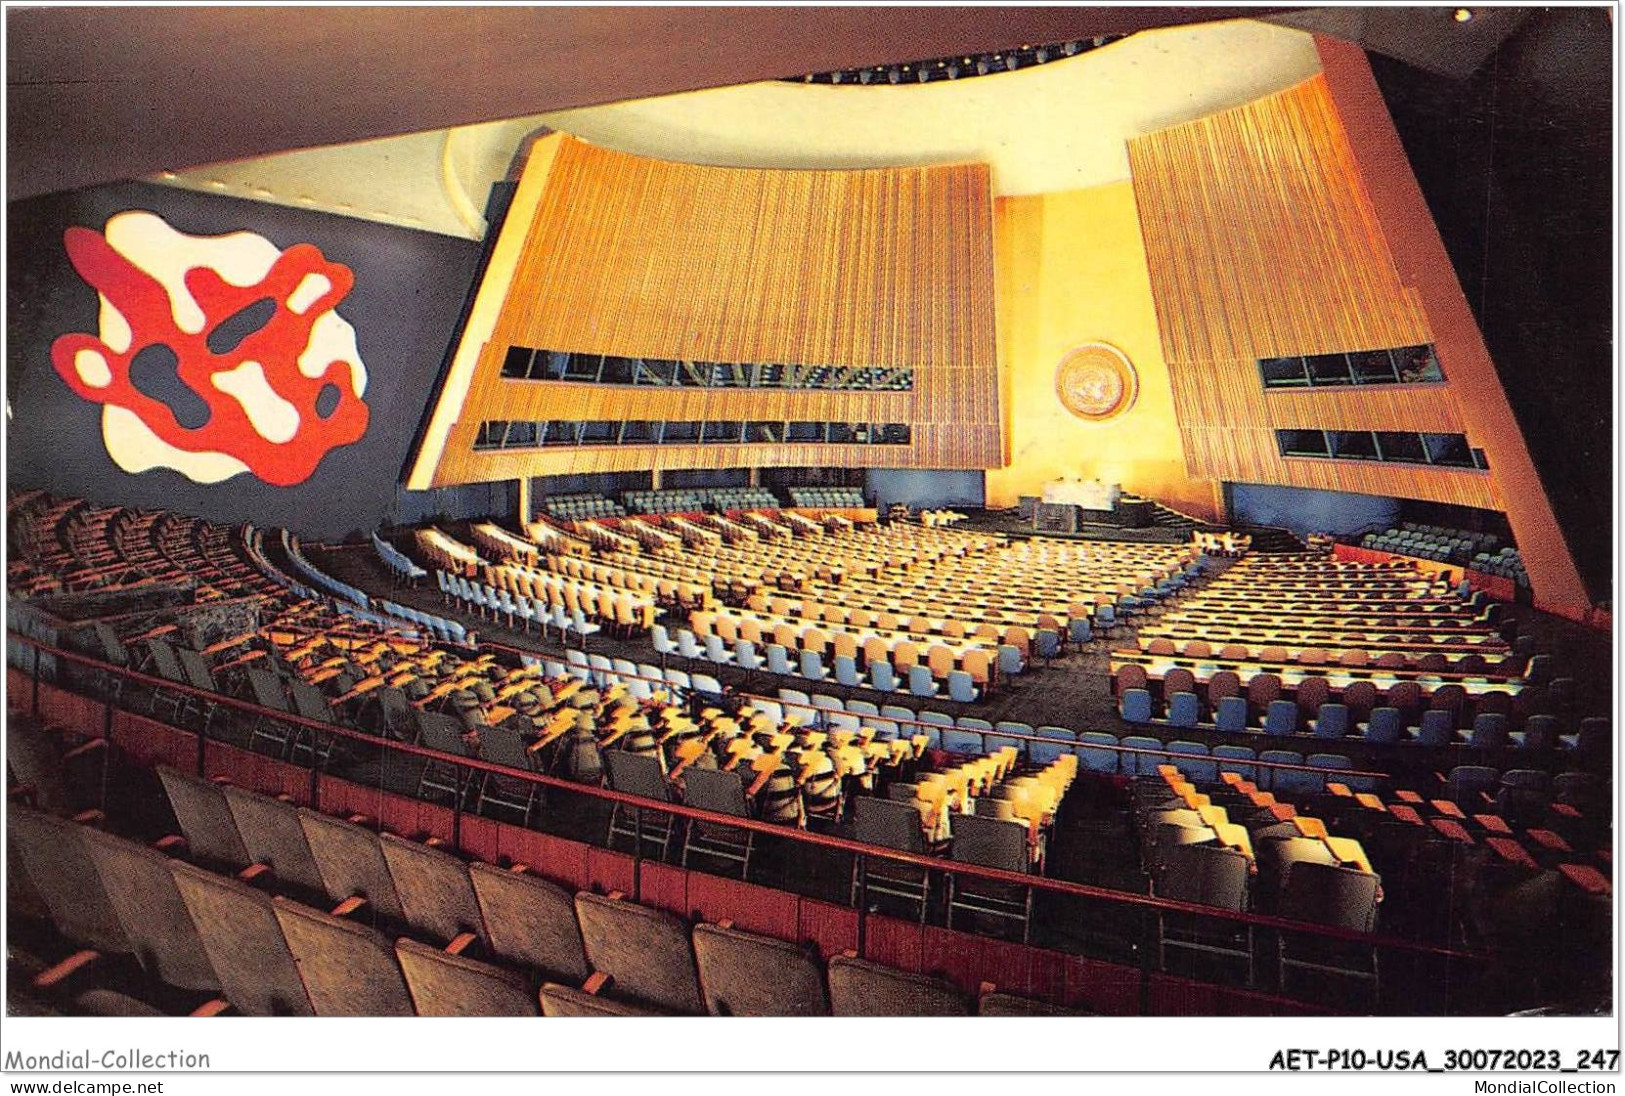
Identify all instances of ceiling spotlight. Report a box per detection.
[1454,8,1473,21]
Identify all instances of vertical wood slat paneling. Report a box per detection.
[1130,75,1504,513]
[435,135,1001,485]
[1128,75,1431,363]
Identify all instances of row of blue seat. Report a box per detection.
[281,529,371,611]
[438,571,605,643]
[245,525,327,606]
[518,650,720,709]
[498,642,1382,799]
[760,686,1369,796]
[652,624,1014,702]
[372,531,427,582]
[372,598,472,648]
[1120,689,1608,754]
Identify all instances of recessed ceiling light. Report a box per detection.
[1454,8,1474,22]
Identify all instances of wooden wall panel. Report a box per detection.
[427,133,1001,485]
[1178,426,1501,510]
[1130,75,1507,516]
[1313,37,1591,618]
[1166,358,1466,436]
[1128,75,1430,362]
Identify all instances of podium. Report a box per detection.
[1030,482,1154,532]
[1033,502,1079,533]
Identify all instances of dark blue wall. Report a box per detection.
[865,469,986,511]
[7,182,484,541]
[1226,482,1401,538]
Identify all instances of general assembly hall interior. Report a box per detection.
[3,6,1614,1025]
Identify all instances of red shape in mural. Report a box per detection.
[50,211,370,487]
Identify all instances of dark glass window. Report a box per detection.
[1395,345,1445,383]
[1375,431,1426,462]
[501,347,534,379]
[563,354,601,382]
[1259,356,1309,387]
[1329,430,1379,460]
[505,421,538,448]
[598,356,637,385]
[1424,432,1474,468]
[540,351,570,381]
[1306,353,1353,385]
[544,421,580,447]
[494,347,914,391]
[474,419,914,453]
[1275,428,1483,471]
[1259,343,1445,389]
[1348,349,1398,384]
[635,358,677,385]
[1277,429,1331,457]
[578,421,617,445]
[702,420,743,443]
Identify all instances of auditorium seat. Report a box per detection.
[272,898,414,1016]
[76,821,223,1000]
[827,953,970,1016]
[155,766,254,876]
[1119,688,1153,723]
[394,937,538,1017]
[1167,691,1200,728]
[681,768,755,877]
[169,859,314,1016]
[297,808,407,932]
[1214,695,1249,734]
[1076,731,1121,774]
[467,863,591,986]
[978,989,1088,1016]
[1415,709,1454,748]
[377,833,488,952]
[1276,862,1381,1002]
[908,663,940,698]
[1262,699,1298,737]
[1361,707,1404,745]
[9,804,133,969]
[604,749,678,859]
[574,892,704,1015]
[217,784,327,904]
[1310,703,1350,740]
[1119,735,1163,777]
[851,796,931,920]
[947,814,1034,941]
[1155,841,1254,980]
[692,922,829,1016]
[539,980,662,1017]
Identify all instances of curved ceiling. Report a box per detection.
[8,5,1285,200]
[151,20,1320,240]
